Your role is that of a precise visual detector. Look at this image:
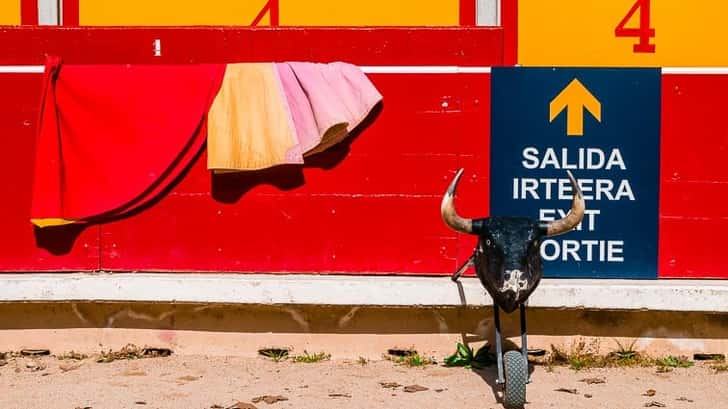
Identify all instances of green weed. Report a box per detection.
[443,342,495,369]
[292,351,331,363]
[656,355,694,369]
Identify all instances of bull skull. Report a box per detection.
[440,169,585,312]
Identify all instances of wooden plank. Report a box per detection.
[0,27,503,66]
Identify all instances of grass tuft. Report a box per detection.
[384,348,434,367]
[546,341,603,371]
[656,355,694,369]
[543,339,653,371]
[292,351,331,363]
[398,353,433,367]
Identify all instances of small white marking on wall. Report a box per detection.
[337,306,361,328]
[153,39,162,57]
[70,303,90,324]
[283,307,311,331]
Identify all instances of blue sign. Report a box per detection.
[490,67,661,279]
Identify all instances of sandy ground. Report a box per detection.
[0,354,725,409]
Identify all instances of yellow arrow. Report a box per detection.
[549,78,601,136]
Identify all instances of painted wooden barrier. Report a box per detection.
[0,27,499,274]
[0,25,726,279]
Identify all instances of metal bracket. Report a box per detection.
[451,253,475,282]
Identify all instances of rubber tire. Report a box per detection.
[503,350,528,409]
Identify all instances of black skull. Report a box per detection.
[441,169,585,313]
[471,217,544,312]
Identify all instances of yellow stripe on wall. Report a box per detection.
[80,0,271,26]
[280,0,459,26]
[79,0,459,26]
[0,0,20,25]
[519,0,728,67]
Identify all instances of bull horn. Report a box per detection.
[440,168,474,234]
[543,170,585,236]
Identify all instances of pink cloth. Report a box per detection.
[275,61,382,159]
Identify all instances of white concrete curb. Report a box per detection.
[0,273,725,312]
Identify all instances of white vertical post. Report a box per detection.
[38,0,60,25]
[476,0,500,26]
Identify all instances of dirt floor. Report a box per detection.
[0,352,725,409]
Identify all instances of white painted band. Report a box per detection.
[0,66,45,73]
[661,67,728,74]
[2,65,728,75]
[0,273,725,313]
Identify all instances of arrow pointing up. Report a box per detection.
[549,78,601,136]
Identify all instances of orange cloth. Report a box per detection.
[207,63,300,172]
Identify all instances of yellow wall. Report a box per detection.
[279,0,458,26]
[519,0,728,66]
[80,0,273,26]
[0,0,20,25]
[79,0,459,26]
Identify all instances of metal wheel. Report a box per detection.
[503,350,527,409]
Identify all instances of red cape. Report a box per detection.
[31,57,225,226]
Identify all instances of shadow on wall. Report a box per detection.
[33,102,384,255]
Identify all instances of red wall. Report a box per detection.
[659,74,728,279]
[0,73,101,271]
[0,27,727,278]
[0,27,499,274]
